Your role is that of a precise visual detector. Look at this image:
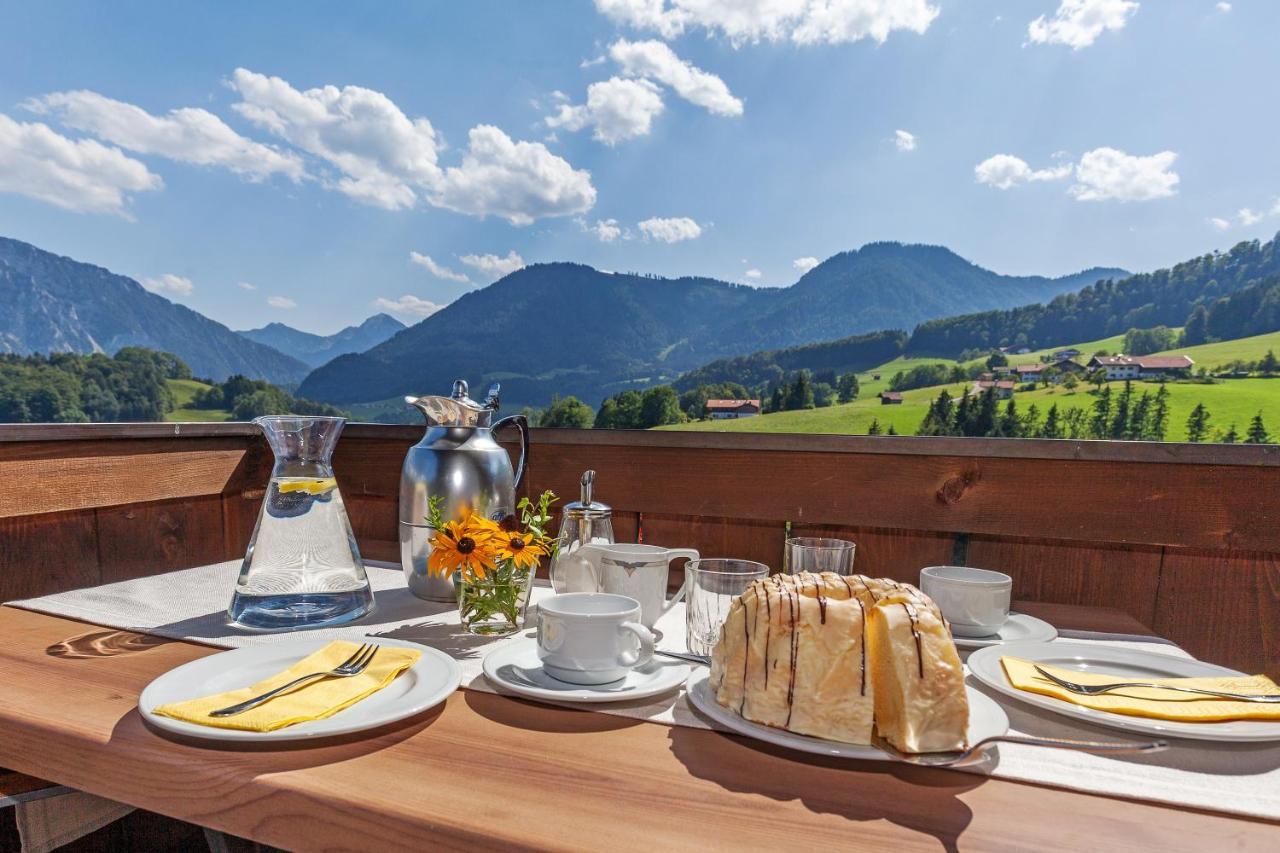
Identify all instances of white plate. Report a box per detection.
[138,638,461,743]
[952,613,1058,649]
[968,640,1280,742]
[482,640,691,703]
[685,668,1008,761]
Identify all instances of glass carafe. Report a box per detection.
[228,416,374,630]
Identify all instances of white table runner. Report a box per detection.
[9,561,1280,822]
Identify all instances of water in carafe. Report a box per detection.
[228,416,374,630]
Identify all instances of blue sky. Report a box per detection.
[1,0,1277,334]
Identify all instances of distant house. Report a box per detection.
[1087,355,1194,380]
[1053,348,1082,360]
[706,399,761,419]
[973,379,1015,400]
[1011,346,1032,355]
[1052,359,1086,375]
[879,391,903,405]
[1013,364,1043,383]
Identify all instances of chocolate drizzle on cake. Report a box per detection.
[784,584,799,726]
[900,601,924,679]
[855,596,867,695]
[762,580,772,689]
[814,576,828,624]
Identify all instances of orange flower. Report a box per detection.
[493,530,547,571]
[428,516,498,579]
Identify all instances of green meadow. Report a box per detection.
[165,378,232,422]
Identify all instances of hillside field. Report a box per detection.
[664,329,1280,440]
[165,379,232,422]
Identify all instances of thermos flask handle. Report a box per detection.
[492,414,529,494]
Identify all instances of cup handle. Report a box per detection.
[617,621,655,667]
[661,549,699,614]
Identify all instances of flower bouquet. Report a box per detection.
[425,491,558,636]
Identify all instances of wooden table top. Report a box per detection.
[0,605,1273,852]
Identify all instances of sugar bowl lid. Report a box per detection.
[563,469,611,519]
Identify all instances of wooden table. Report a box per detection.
[0,605,1273,852]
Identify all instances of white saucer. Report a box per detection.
[952,613,1058,649]
[138,637,461,743]
[968,640,1280,742]
[482,640,691,703]
[686,669,1009,761]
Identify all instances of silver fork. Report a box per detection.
[876,734,1168,768]
[209,643,379,717]
[1033,665,1280,703]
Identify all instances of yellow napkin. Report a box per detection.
[154,641,421,732]
[1000,656,1280,723]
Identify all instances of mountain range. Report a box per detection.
[238,314,405,368]
[0,237,309,384]
[298,244,1124,407]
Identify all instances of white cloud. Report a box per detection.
[793,256,820,274]
[608,39,743,116]
[460,250,526,281]
[0,114,162,216]
[582,218,626,242]
[744,268,762,280]
[1216,2,1231,12]
[594,0,939,46]
[231,69,594,223]
[1237,208,1261,226]
[638,216,702,243]
[1272,198,1280,217]
[373,295,446,320]
[409,251,470,283]
[1069,147,1178,201]
[546,77,665,145]
[28,90,305,182]
[430,125,597,224]
[894,129,917,152]
[1027,0,1138,50]
[266,295,297,309]
[238,281,257,291]
[974,154,1072,190]
[1208,217,1230,231]
[141,273,194,297]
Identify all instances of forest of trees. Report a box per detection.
[908,236,1280,356]
[0,348,186,423]
[190,375,344,419]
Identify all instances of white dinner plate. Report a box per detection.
[685,668,1008,761]
[968,640,1280,742]
[482,639,691,703]
[952,613,1058,649]
[138,637,461,743]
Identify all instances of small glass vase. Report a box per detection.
[457,560,536,636]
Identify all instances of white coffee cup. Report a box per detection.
[919,566,1012,638]
[535,593,656,685]
[577,543,698,629]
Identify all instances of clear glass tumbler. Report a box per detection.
[228,416,375,630]
[685,558,770,656]
[783,537,857,576]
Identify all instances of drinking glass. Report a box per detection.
[685,558,770,656]
[783,537,856,576]
[228,416,374,630]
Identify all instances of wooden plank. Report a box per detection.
[0,439,252,518]
[789,525,956,583]
[639,513,786,570]
[0,607,1273,852]
[966,536,1163,629]
[1013,601,1156,636]
[0,511,99,600]
[96,496,228,583]
[1155,548,1280,679]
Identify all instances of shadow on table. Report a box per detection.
[461,690,643,735]
[666,723,981,853]
[47,629,175,659]
[972,680,1280,777]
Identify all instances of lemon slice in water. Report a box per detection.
[277,478,338,496]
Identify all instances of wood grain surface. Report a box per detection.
[0,606,1274,852]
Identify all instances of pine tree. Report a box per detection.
[1182,304,1210,346]
[1127,390,1151,441]
[1110,381,1133,439]
[1040,404,1064,439]
[1246,412,1271,444]
[997,398,1020,437]
[1220,423,1240,444]
[917,389,955,436]
[867,418,882,436]
[953,390,974,436]
[1090,385,1112,439]
[1148,384,1170,441]
[974,387,998,436]
[886,424,898,435]
[1185,403,1211,442]
[836,372,860,403]
[1259,350,1280,376]
[1021,403,1041,438]
[1063,407,1087,439]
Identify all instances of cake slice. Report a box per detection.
[711,573,874,744]
[867,585,969,753]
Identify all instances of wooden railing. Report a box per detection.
[2,423,1276,676]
